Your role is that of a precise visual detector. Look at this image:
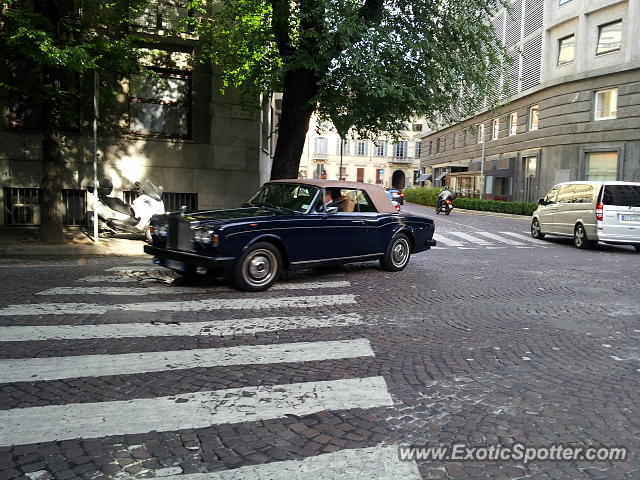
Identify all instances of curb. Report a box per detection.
[405,203,532,220]
[0,241,147,258]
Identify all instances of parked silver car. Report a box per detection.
[531,181,640,251]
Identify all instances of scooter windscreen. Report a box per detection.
[138,179,163,202]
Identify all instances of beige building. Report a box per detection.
[0,2,273,228]
[299,115,426,189]
[421,0,640,202]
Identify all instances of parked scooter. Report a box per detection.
[435,197,454,215]
[87,179,165,241]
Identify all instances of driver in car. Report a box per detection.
[319,188,355,212]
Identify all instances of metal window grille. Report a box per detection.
[3,187,87,226]
[163,192,198,212]
[522,34,542,91]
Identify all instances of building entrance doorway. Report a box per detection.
[523,156,537,202]
[392,170,405,189]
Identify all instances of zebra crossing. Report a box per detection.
[0,261,420,479]
[432,230,547,250]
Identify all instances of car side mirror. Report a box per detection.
[538,198,546,205]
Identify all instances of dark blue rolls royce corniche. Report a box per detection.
[144,180,437,291]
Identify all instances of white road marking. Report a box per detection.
[448,232,494,245]
[0,295,357,316]
[0,339,374,383]
[0,377,393,446]
[37,281,351,296]
[0,313,364,341]
[106,266,167,272]
[155,445,420,480]
[432,233,464,247]
[76,275,140,283]
[473,231,526,245]
[500,231,549,245]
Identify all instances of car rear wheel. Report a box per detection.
[574,224,595,249]
[233,242,282,291]
[531,218,545,239]
[380,233,411,271]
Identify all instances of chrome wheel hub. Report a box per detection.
[243,249,277,286]
[392,239,409,266]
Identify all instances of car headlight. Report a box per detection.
[193,227,219,246]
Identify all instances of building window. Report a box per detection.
[339,167,348,179]
[375,169,384,184]
[594,89,618,120]
[374,140,387,157]
[586,152,618,180]
[435,138,440,153]
[129,70,191,138]
[558,34,575,65]
[491,118,499,141]
[336,138,350,155]
[529,105,539,131]
[412,123,423,132]
[136,1,192,33]
[596,20,622,56]
[508,112,518,136]
[355,140,368,156]
[428,141,432,155]
[393,141,408,158]
[477,123,485,143]
[314,137,328,154]
[452,132,457,148]
[414,141,422,158]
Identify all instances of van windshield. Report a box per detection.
[602,185,640,207]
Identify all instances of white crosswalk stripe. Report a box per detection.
[0,313,364,341]
[0,264,423,477]
[37,281,351,296]
[0,294,357,316]
[433,233,464,247]
[448,231,494,245]
[156,445,421,479]
[0,377,393,446]
[0,339,374,383]
[431,229,549,249]
[499,231,549,245]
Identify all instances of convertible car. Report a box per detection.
[144,180,436,291]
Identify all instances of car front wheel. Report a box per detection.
[380,233,411,271]
[233,242,282,291]
[531,218,545,239]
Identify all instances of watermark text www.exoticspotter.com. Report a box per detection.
[398,444,628,463]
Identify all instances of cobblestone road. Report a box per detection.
[0,204,638,480]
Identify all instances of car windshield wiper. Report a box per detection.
[258,203,300,214]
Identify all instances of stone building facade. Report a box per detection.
[0,3,273,228]
[299,115,426,189]
[420,0,640,202]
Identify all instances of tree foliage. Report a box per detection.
[189,0,509,142]
[0,0,152,242]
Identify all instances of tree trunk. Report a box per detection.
[39,95,65,244]
[270,69,318,180]
[34,0,65,243]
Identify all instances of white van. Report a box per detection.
[531,181,640,251]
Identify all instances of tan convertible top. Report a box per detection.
[268,179,397,214]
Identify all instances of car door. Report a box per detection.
[538,186,560,234]
[556,183,596,236]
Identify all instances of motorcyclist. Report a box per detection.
[437,186,453,209]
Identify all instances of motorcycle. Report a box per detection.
[435,196,454,215]
[87,179,165,241]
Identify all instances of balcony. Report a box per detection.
[313,153,328,161]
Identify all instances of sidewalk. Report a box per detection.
[0,227,147,257]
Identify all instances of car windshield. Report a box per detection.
[602,185,640,207]
[247,184,319,213]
